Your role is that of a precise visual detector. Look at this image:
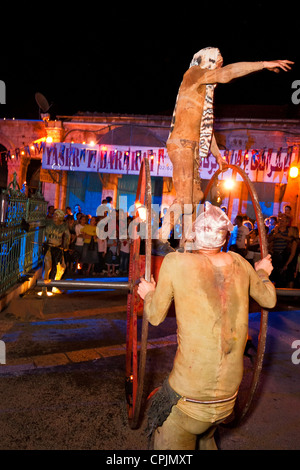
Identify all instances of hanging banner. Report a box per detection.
[42,143,173,177]
[201,147,296,184]
[42,143,296,183]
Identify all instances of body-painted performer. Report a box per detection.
[44,209,70,287]
[159,48,293,246]
[138,202,276,450]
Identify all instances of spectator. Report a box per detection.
[268,216,278,234]
[44,209,70,289]
[268,213,291,286]
[65,206,73,218]
[118,209,128,240]
[106,196,113,211]
[74,212,83,222]
[46,205,55,219]
[229,215,250,257]
[96,199,110,217]
[119,237,130,274]
[283,204,293,226]
[243,219,253,232]
[65,215,76,272]
[105,239,120,276]
[81,216,98,275]
[294,251,300,289]
[245,227,261,267]
[96,216,107,274]
[282,226,300,288]
[74,214,86,268]
[74,204,82,218]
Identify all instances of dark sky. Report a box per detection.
[1,3,299,120]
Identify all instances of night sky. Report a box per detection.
[1,3,299,120]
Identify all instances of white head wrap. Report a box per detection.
[187,201,233,251]
[190,46,220,69]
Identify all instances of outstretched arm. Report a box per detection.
[190,59,294,85]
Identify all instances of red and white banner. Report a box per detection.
[201,147,296,184]
[42,143,296,183]
[42,143,173,177]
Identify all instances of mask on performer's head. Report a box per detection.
[189,201,234,251]
[190,47,221,70]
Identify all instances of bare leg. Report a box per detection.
[153,406,213,450]
[160,144,203,242]
[43,249,52,281]
[198,425,218,450]
[42,249,52,295]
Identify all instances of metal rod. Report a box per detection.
[36,279,130,290]
[36,281,300,296]
[275,288,300,297]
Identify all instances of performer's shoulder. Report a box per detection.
[163,251,184,263]
[227,250,250,268]
[182,66,206,84]
[164,250,194,263]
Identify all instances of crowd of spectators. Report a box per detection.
[225,204,300,289]
[46,200,300,288]
[46,199,132,277]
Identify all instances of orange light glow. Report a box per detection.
[135,202,147,221]
[37,291,53,297]
[289,166,299,178]
[224,179,235,190]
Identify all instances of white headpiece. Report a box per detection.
[187,202,233,251]
[190,47,220,69]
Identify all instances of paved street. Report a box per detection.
[0,276,299,451]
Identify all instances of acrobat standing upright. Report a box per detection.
[159,47,293,245]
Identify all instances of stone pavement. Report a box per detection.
[0,330,177,374]
[0,276,178,374]
[0,276,299,450]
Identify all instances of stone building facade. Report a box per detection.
[1,108,300,226]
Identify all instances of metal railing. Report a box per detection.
[0,173,47,297]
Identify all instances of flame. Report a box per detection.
[37,291,53,297]
[55,262,65,281]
